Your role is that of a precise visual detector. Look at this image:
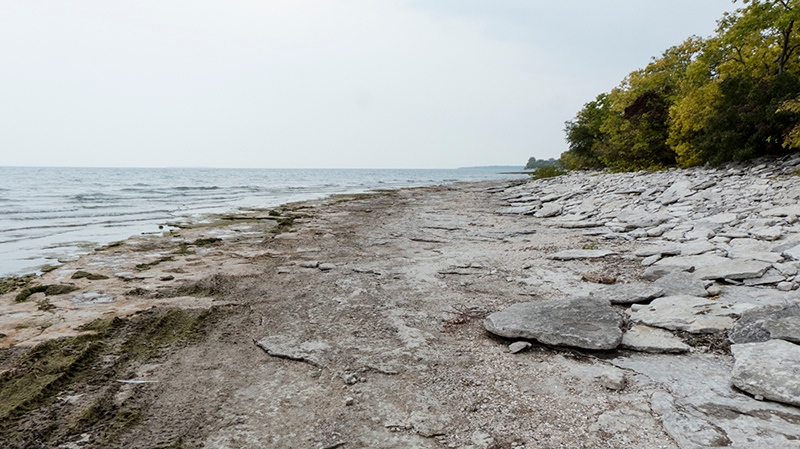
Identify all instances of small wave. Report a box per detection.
[0,207,81,216]
[172,186,221,191]
[72,193,119,203]
[120,187,156,193]
[0,209,173,228]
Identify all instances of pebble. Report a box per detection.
[508,341,532,354]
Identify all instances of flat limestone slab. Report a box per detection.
[693,259,771,280]
[731,302,800,344]
[589,283,664,304]
[620,324,690,353]
[629,295,738,334]
[546,249,617,261]
[484,298,623,350]
[784,244,800,261]
[731,340,800,407]
[653,271,708,297]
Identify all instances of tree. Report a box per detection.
[561,94,609,169]
[525,157,560,170]
[724,0,800,76]
[694,72,800,163]
[561,1,800,170]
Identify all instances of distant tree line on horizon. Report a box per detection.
[561,0,800,171]
[524,157,561,170]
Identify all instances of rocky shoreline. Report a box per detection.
[489,156,800,448]
[1,159,800,448]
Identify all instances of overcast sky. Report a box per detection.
[1,0,735,169]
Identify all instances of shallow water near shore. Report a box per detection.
[0,166,525,276]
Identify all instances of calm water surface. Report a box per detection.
[0,167,524,276]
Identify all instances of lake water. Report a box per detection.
[0,166,525,277]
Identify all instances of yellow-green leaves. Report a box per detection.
[562,0,800,171]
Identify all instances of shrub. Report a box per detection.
[531,165,566,179]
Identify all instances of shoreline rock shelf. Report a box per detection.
[2,158,800,448]
[486,156,800,447]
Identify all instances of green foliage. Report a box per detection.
[694,73,800,163]
[531,165,566,179]
[563,0,800,170]
[561,94,609,169]
[525,157,560,170]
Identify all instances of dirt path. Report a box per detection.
[4,181,680,448]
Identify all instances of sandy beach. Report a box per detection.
[2,164,800,448]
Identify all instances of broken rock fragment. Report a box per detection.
[629,295,738,334]
[484,298,623,350]
[731,339,800,407]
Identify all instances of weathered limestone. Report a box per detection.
[693,258,772,280]
[616,354,800,449]
[617,210,672,229]
[508,341,532,354]
[620,324,690,354]
[762,205,800,217]
[731,340,800,407]
[493,159,800,444]
[729,303,800,344]
[534,203,562,218]
[653,271,708,298]
[634,245,681,258]
[629,295,738,334]
[484,298,623,350]
[784,243,800,261]
[589,283,664,304]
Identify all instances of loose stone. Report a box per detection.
[629,295,738,334]
[731,340,800,407]
[508,341,532,354]
[620,324,690,354]
[484,298,623,350]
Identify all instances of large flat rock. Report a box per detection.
[484,298,623,350]
[731,340,800,407]
[654,254,729,271]
[613,353,800,449]
[693,258,772,280]
[729,303,800,344]
[784,243,800,261]
[620,324,690,354]
[761,205,800,217]
[653,271,708,297]
[629,295,738,334]
[589,282,664,304]
[617,210,672,229]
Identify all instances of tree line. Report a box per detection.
[561,0,800,171]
